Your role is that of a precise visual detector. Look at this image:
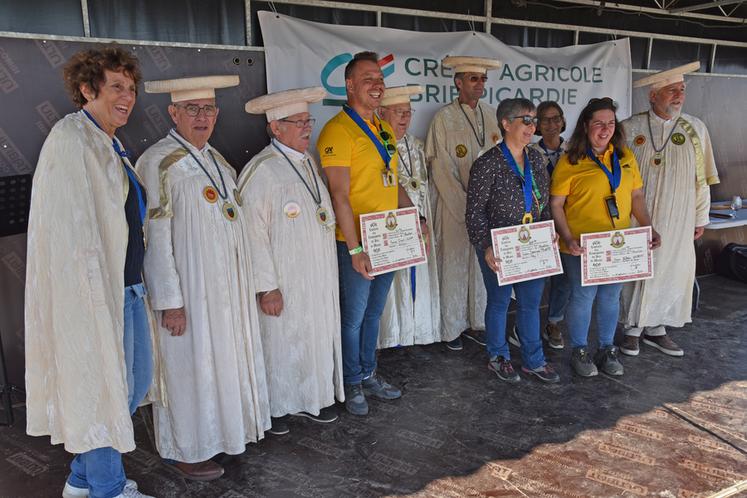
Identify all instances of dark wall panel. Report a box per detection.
[0,0,84,36]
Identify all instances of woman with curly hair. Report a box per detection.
[25,46,155,498]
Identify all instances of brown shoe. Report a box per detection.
[542,323,564,349]
[620,335,639,356]
[170,460,225,481]
[642,334,684,357]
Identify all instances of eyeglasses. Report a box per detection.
[539,115,563,125]
[174,103,218,117]
[387,109,415,118]
[467,75,488,83]
[379,130,396,157]
[510,115,539,126]
[280,117,316,128]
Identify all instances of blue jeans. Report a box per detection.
[337,242,395,385]
[476,248,547,370]
[562,254,623,350]
[547,273,571,323]
[68,283,153,498]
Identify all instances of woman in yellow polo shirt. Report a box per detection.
[550,97,660,378]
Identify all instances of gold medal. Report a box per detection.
[671,132,686,145]
[203,186,218,204]
[233,188,243,207]
[522,213,533,224]
[222,201,237,221]
[316,206,330,226]
[455,144,468,158]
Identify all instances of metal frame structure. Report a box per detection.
[1,0,745,77]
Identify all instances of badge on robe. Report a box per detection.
[634,135,646,146]
[284,201,301,219]
[203,186,218,204]
[671,133,686,145]
[455,144,468,158]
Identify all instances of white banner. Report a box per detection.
[259,11,631,143]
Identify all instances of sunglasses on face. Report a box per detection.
[540,115,563,125]
[379,130,396,156]
[510,115,539,126]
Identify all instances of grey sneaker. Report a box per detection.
[362,373,402,400]
[344,383,369,416]
[571,347,598,377]
[620,335,640,356]
[488,356,520,383]
[595,346,624,376]
[521,364,561,383]
[507,325,521,348]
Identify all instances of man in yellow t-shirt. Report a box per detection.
[318,51,424,417]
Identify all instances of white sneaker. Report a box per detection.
[117,488,155,498]
[62,480,139,498]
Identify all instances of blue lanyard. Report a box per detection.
[82,110,146,224]
[586,147,621,194]
[342,105,392,169]
[499,142,537,222]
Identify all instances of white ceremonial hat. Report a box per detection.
[633,61,700,90]
[144,75,240,102]
[380,85,424,107]
[244,86,327,121]
[441,56,502,74]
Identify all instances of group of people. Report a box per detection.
[24,46,717,498]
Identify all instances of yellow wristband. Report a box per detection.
[348,245,363,255]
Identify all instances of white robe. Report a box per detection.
[25,111,160,454]
[620,111,719,328]
[425,99,501,340]
[378,134,441,348]
[237,141,344,418]
[137,131,270,463]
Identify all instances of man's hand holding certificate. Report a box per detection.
[360,207,427,277]
[580,226,654,286]
[490,220,563,285]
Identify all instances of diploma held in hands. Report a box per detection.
[360,207,427,276]
[490,220,563,285]
[580,226,654,286]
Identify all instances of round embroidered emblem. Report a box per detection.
[455,144,468,158]
[634,135,646,147]
[671,133,686,145]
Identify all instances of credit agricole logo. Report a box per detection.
[320,52,395,106]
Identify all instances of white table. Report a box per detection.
[707,201,747,230]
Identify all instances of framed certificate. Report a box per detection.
[360,207,427,276]
[580,227,654,286]
[490,220,563,285]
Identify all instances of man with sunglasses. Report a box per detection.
[620,62,720,358]
[240,87,344,435]
[425,56,502,351]
[136,76,270,480]
[318,52,422,417]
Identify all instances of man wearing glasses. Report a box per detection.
[318,52,422,416]
[240,87,344,435]
[425,56,502,351]
[620,62,719,358]
[136,75,270,480]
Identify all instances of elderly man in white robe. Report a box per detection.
[378,85,441,348]
[425,56,502,351]
[620,62,719,358]
[240,87,344,436]
[137,75,270,481]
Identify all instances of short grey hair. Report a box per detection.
[266,122,276,139]
[495,98,535,135]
